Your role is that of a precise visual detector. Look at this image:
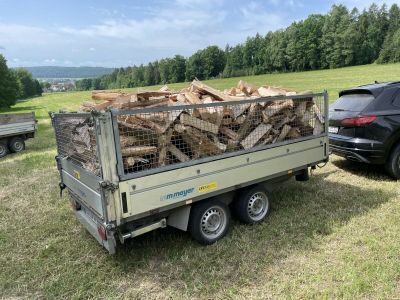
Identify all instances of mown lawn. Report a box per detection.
[1,63,400,299]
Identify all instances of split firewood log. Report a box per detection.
[180,113,219,135]
[121,146,157,157]
[92,90,131,101]
[237,80,259,96]
[220,126,239,141]
[287,127,301,139]
[237,104,263,140]
[184,92,203,104]
[258,86,287,97]
[120,135,140,147]
[313,119,324,135]
[181,127,224,157]
[158,129,173,166]
[241,124,272,150]
[124,157,150,167]
[191,79,231,101]
[276,125,291,142]
[168,144,190,162]
[294,101,307,118]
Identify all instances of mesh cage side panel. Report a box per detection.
[53,114,101,177]
[116,95,325,176]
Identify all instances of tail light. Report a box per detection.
[341,115,377,127]
[97,225,107,241]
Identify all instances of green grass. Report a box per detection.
[1,63,400,299]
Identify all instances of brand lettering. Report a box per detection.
[160,187,195,201]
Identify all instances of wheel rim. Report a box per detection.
[200,206,227,239]
[14,141,23,151]
[247,192,269,221]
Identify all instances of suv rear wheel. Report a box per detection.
[385,142,400,179]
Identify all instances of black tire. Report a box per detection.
[385,142,400,179]
[9,137,25,153]
[188,199,231,245]
[0,140,9,158]
[232,185,271,224]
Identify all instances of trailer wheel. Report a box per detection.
[9,137,25,153]
[188,200,231,245]
[0,140,9,158]
[233,185,270,224]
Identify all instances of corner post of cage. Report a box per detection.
[323,90,329,158]
[93,111,120,224]
[109,110,125,179]
[323,90,329,133]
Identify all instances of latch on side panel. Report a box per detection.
[100,180,118,192]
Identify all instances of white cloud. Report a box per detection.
[0,0,296,67]
[44,58,56,64]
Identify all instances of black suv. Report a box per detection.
[329,81,400,179]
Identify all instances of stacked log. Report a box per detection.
[72,80,325,174]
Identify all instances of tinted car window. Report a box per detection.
[330,94,375,112]
[393,91,400,108]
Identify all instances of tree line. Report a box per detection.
[0,54,43,108]
[75,3,400,91]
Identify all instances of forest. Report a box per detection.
[76,3,400,91]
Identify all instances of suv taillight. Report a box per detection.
[341,115,377,127]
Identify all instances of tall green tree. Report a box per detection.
[169,55,186,83]
[377,4,400,63]
[0,54,18,108]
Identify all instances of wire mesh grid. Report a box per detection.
[53,114,101,177]
[116,94,325,175]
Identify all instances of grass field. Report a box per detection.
[1,63,400,299]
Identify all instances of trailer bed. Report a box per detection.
[51,92,329,253]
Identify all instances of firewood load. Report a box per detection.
[72,80,325,175]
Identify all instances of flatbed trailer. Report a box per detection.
[51,92,329,254]
[0,112,37,157]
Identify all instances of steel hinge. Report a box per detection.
[100,180,118,192]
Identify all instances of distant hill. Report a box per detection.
[22,66,115,79]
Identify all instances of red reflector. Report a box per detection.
[341,115,377,127]
[97,225,107,241]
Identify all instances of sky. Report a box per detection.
[0,0,397,68]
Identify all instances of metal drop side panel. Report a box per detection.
[0,122,35,138]
[119,136,328,218]
[60,160,104,218]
